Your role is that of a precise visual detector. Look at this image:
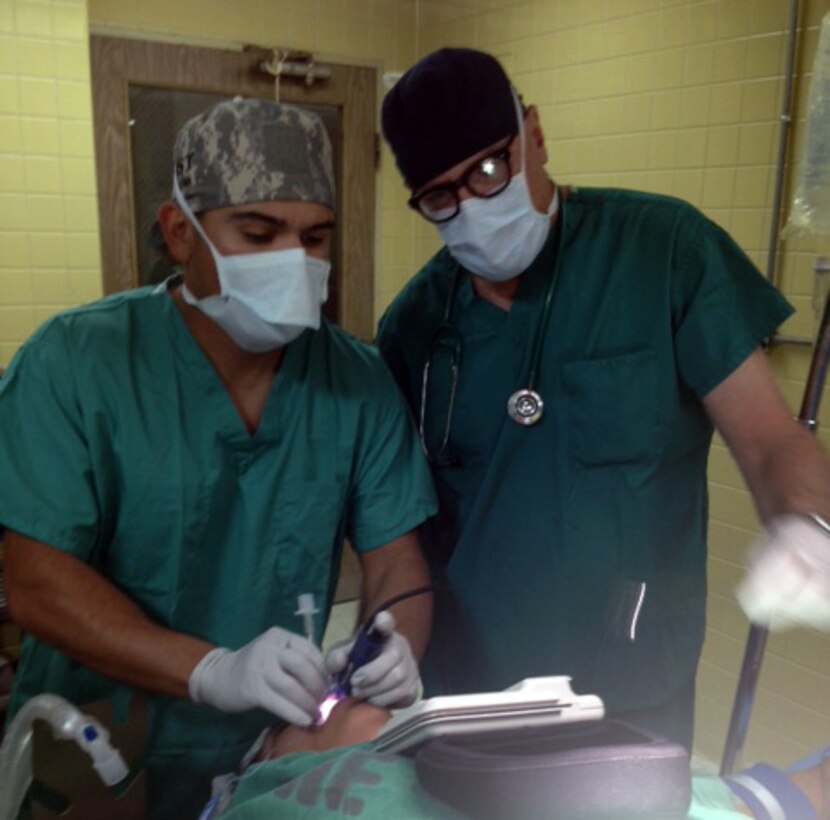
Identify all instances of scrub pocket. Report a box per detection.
[561,348,661,467]
[269,479,347,603]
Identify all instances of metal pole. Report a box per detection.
[720,269,830,776]
[720,625,768,775]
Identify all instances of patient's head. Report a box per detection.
[256,698,391,761]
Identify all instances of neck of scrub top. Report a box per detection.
[445,192,565,393]
[171,277,287,401]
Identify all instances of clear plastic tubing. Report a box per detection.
[789,12,830,238]
[295,593,319,645]
[0,693,129,820]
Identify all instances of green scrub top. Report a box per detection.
[216,744,745,819]
[377,188,793,743]
[0,281,436,811]
[218,745,467,819]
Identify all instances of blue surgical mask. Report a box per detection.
[173,177,330,352]
[437,96,557,282]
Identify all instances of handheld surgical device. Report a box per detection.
[329,614,388,699]
[316,584,434,724]
[316,615,389,725]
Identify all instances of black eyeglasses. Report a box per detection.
[408,142,515,224]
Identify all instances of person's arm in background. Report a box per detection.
[703,349,830,630]
[703,349,830,521]
[326,529,432,709]
[323,340,437,708]
[357,529,432,662]
[5,530,328,725]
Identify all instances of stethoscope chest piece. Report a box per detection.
[507,388,544,426]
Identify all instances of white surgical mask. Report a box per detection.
[437,97,557,282]
[173,177,331,352]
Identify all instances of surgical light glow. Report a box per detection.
[315,694,341,726]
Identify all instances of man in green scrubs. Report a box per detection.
[376,48,830,750]
[0,99,436,817]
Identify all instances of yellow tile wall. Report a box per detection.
[0,0,100,367]
[0,0,421,367]
[413,0,830,769]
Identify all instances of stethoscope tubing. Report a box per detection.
[426,190,566,403]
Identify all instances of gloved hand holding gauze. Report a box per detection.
[737,514,830,631]
[188,627,328,726]
[325,611,420,708]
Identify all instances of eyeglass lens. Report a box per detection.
[415,149,512,223]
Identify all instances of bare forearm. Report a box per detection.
[5,531,212,698]
[704,349,830,524]
[358,531,432,660]
[744,425,830,524]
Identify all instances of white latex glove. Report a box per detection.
[188,627,327,726]
[325,611,420,708]
[736,514,830,632]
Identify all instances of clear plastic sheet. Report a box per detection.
[787,13,830,239]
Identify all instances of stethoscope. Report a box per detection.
[419,191,566,465]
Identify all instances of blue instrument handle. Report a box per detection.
[334,621,388,696]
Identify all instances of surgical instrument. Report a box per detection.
[295,593,319,645]
[316,585,434,723]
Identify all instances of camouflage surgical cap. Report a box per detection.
[173,97,335,213]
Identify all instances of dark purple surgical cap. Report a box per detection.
[381,48,517,191]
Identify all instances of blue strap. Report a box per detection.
[196,793,221,820]
[785,746,830,774]
[724,763,815,820]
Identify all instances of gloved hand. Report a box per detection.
[736,514,830,632]
[188,627,327,726]
[325,611,420,708]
